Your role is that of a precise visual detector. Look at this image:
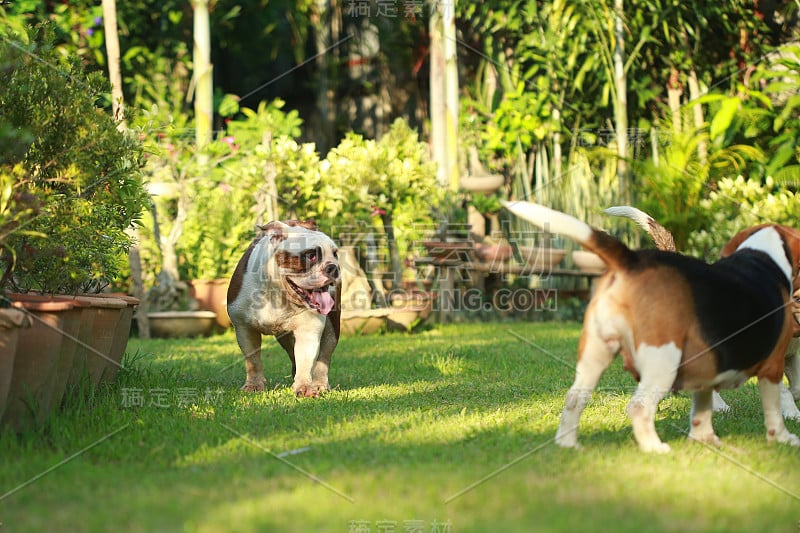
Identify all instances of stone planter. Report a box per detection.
[147,310,217,338]
[459,175,504,194]
[386,294,432,332]
[188,279,231,328]
[517,247,567,272]
[341,309,392,335]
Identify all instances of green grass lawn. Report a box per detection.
[2,321,799,532]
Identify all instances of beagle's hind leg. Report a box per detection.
[760,378,800,446]
[556,330,617,449]
[689,389,722,446]
[627,342,681,453]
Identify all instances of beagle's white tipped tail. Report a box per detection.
[605,205,676,252]
[502,201,593,245]
[604,206,652,231]
[503,200,636,272]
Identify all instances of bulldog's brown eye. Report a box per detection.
[303,248,320,265]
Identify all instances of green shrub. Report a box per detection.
[686,176,800,260]
[0,25,148,293]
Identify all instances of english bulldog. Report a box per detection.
[607,206,800,420]
[504,200,800,452]
[226,220,341,397]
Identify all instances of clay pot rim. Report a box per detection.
[5,292,139,307]
[11,299,76,312]
[147,311,217,319]
[0,307,32,328]
[95,293,140,306]
[73,296,128,309]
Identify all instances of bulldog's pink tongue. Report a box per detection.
[311,290,335,315]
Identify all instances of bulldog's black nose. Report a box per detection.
[324,262,340,280]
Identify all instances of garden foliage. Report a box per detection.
[0,25,148,294]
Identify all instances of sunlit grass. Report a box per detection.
[1,322,799,532]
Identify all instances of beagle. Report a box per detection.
[504,200,800,452]
[608,206,800,420]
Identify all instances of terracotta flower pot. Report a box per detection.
[0,308,32,421]
[474,243,514,263]
[3,296,83,431]
[188,279,231,328]
[92,294,139,384]
[70,295,128,388]
[1,293,138,430]
[421,241,474,263]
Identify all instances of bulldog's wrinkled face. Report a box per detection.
[261,220,340,315]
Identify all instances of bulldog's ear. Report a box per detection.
[257,221,291,243]
[286,219,319,231]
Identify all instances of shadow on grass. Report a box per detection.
[4,323,799,531]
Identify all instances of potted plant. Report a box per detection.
[0,26,148,429]
[140,139,222,338]
[138,100,310,334]
[459,146,505,193]
[322,118,443,294]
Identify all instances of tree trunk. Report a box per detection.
[443,0,459,191]
[312,0,333,153]
[552,106,562,186]
[380,212,403,292]
[261,133,280,222]
[687,67,707,163]
[429,1,448,189]
[667,66,683,134]
[613,0,629,204]
[101,0,125,129]
[192,0,213,149]
[103,0,149,336]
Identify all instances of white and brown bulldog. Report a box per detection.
[504,200,800,452]
[608,206,800,420]
[226,220,341,397]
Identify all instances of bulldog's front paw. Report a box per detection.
[241,377,266,392]
[767,427,800,447]
[688,430,722,447]
[293,382,325,398]
[638,440,671,454]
